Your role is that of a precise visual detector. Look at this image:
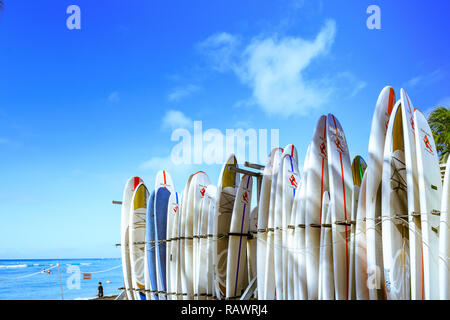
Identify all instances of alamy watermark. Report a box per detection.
[170,121,280,166]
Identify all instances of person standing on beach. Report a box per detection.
[97,282,104,298]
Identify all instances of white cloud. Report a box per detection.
[199,20,352,117]
[162,109,193,130]
[403,69,445,89]
[197,32,241,72]
[237,20,336,116]
[168,84,201,102]
[334,72,367,97]
[107,91,120,103]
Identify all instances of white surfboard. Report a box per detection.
[226,174,253,299]
[196,184,216,300]
[179,174,194,300]
[248,206,258,296]
[166,191,180,300]
[257,148,280,299]
[173,192,183,300]
[214,154,239,299]
[281,150,300,300]
[318,191,334,300]
[293,144,311,300]
[281,144,300,300]
[366,86,395,300]
[327,113,353,300]
[274,145,298,300]
[185,171,210,300]
[400,89,423,300]
[264,148,283,300]
[440,157,450,300]
[305,115,329,300]
[206,186,217,300]
[382,101,410,300]
[129,182,149,300]
[414,109,442,300]
[355,171,369,300]
[349,156,366,300]
[120,176,143,300]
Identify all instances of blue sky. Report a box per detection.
[0,0,449,258]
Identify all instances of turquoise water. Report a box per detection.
[0,258,123,300]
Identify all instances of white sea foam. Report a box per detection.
[0,264,28,269]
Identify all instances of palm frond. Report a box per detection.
[428,106,450,163]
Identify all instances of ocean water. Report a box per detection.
[0,258,123,300]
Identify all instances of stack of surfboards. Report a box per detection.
[119,87,449,300]
[120,171,177,300]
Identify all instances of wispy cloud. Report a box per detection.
[197,32,241,72]
[107,91,120,103]
[198,20,364,117]
[168,84,201,102]
[403,69,445,89]
[162,109,193,130]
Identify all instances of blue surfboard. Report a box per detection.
[146,190,158,300]
[155,187,171,300]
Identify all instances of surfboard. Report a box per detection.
[305,115,329,300]
[196,184,216,300]
[257,148,280,300]
[440,157,450,300]
[382,101,410,300]
[205,185,217,300]
[293,144,311,300]
[185,171,210,300]
[318,191,334,300]
[172,192,185,300]
[121,176,143,300]
[366,86,395,300]
[166,191,180,300]
[248,206,258,297]
[400,89,423,300]
[145,190,158,300]
[213,154,239,299]
[349,156,367,300]
[192,173,211,300]
[281,149,300,300]
[179,174,194,300]
[414,109,442,300]
[264,148,283,300]
[154,187,171,300]
[130,182,149,300]
[274,145,298,300]
[355,171,369,300]
[226,174,253,299]
[194,194,207,300]
[154,170,174,300]
[327,113,353,300]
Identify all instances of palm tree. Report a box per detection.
[428,106,450,163]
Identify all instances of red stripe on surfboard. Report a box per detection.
[388,88,395,116]
[332,114,349,300]
[290,146,294,157]
[133,177,140,190]
[320,117,327,223]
